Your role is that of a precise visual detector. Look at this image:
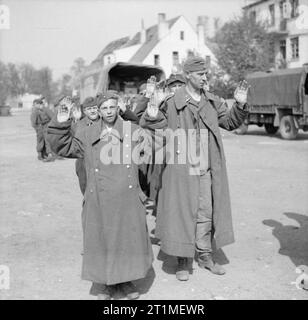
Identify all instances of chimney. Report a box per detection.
[140,19,146,43]
[197,23,205,47]
[205,55,211,69]
[158,13,169,40]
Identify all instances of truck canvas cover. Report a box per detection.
[246,68,304,107]
[80,62,165,103]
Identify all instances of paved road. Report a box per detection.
[0,111,307,300]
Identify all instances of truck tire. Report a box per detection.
[279,115,298,140]
[264,123,278,135]
[234,123,248,135]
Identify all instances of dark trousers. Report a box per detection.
[36,125,52,156]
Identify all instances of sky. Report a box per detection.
[0,0,248,80]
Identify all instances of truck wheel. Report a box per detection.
[279,115,298,140]
[264,123,278,135]
[234,123,248,135]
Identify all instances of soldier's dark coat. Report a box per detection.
[30,106,54,155]
[141,87,248,258]
[47,116,161,285]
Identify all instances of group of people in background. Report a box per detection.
[36,56,249,300]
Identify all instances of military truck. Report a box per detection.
[79,62,165,103]
[236,66,308,139]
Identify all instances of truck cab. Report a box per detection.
[241,66,308,139]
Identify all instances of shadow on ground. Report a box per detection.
[263,212,308,267]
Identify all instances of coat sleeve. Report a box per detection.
[133,96,149,119]
[213,98,248,131]
[46,107,55,121]
[30,110,38,130]
[47,116,85,159]
[119,108,139,124]
[138,106,168,131]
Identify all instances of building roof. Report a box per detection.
[129,16,180,63]
[92,36,130,63]
[92,15,181,65]
[242,0,269,10]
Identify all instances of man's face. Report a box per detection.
[84,105,99,121]
[99,99,118,125]
[168,82,184,93]
[186,70,208,90]
[36,102,43,110]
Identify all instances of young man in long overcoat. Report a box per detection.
[47,92,166,299]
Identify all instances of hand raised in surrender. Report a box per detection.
[117,96,127,113]
[57,96,74,123]
[145,75,157,98]
[234,80,250,105]
[146,98,159,118]
[72,105,82,122]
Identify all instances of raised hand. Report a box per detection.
[72,105,82,121]
[117,96,127,113]
[234,80,250,105]
[145,75,157,98]
[146,100,159,118]
[57,96,74,123]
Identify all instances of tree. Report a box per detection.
[35,67,55,102]
[0,61,9,105]
[7,63,22,97]
[19,63,37,94]
[212,13,275,97]
[69,57,86,91]
[57,73,72,98]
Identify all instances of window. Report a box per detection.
[279,1,285,18]
[268,41,275,63]
[250,10,256,23]
[279,39,286,60]
[180,31,184,40]
[154,54,160,66]
[172,51,179,65]
[290,0,299,18]
[269,4,275,26]
[291,37,299,59]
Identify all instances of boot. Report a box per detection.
[176,257,189,281]
[119,282,140,300]
[90,282,115,300]
[198,253,225,275]
[97,285,116,300]
[43,153,55,162]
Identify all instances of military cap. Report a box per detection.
[166,73,186,86]
[54,95,66,107]
[183,56,207,73]
[97,90,119,107]
[139,83,147,93]
[33,98,43,105]
[82,96,97,110]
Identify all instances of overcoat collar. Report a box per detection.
[89,115,124,146]
[173,87,219,137]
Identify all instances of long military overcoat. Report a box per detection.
[142,87,248,258]
[47,116,155,285]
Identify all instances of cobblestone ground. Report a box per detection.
[0,110,307,300]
